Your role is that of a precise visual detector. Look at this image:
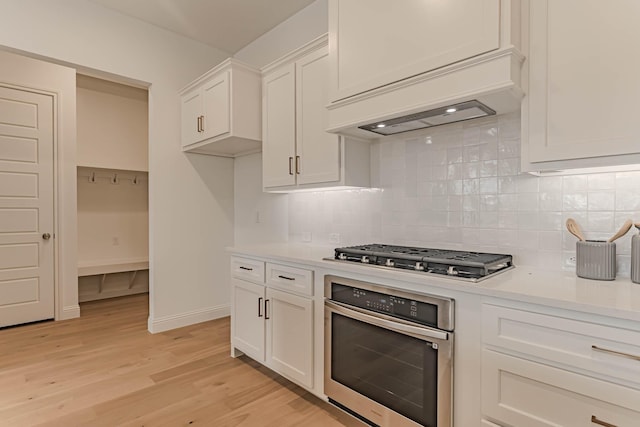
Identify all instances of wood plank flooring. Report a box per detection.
[0,294,365,426]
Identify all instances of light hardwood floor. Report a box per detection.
[0,294,365,426]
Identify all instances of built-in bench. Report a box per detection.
[78,259,149,302]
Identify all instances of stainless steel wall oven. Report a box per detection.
[324,275,454,427]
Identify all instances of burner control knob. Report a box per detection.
[385,259,395,267]
[338,253,347,260]
[447,266,459,275]
[414,262,425,271]
[362,256,370,264]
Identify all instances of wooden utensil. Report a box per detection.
[608,219,633,242]
[566,218,585,241]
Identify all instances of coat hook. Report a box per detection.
[111,173,119,184]
[132,175,138,185]
[89,172,96,183]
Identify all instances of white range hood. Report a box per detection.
[327,47,525,139]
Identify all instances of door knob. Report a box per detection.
[42,233,51,240]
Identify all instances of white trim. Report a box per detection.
[147,304,230,333]
[60,304,80,320]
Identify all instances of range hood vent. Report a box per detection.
[358,100,496,136]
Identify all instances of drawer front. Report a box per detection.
[231,257,265,284]
[266,263,313,297]
[483,303,640,387]
[482,349,640,426]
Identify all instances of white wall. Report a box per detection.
[232,0,328,245]
[76,75,149,172]
[77,167,149,265]
[0,0,233,332]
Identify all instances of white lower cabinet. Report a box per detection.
[231,257,314,390]
[232,279,266,362]
[266,287,313,388]
[482,301,640,427]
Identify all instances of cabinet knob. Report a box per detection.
[42,233,51,240]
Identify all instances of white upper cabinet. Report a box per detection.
[180,58,261,157]
[327,0,524,138]
[262,63,297,188]
[522,0,640,171]
[330,0,500,102]
[262,35,369,192]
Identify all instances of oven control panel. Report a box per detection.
[331,283,438,328]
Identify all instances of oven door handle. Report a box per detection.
[325,300,450,342]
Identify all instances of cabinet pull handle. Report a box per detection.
[288,157,293,175]
[239,266,253,271]
[200,115,205,132]
[258,297,263,317]
[592,345,640,362]
[264,299,270,320]
[197,116,201,132]
[277,275,295,281]
[295,155,300,174]
[591,415,617,427]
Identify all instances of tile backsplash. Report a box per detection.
[288,112,640,275]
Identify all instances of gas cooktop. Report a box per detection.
[326,244,514,282]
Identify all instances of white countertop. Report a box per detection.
[228,243,640,323]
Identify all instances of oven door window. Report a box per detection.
[331,312,437,426]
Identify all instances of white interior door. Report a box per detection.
[0,85,54,327]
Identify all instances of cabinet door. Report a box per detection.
[180,89,201,147]
[201,71,230,140]
[266,288,313,388]
[296,46,340,186]
[262,63,296,188]
[232,279,265,363]
[329,0,500,101]
[527,0,640,163]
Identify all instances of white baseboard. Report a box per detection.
[59,304,80,320]
[147,304,230,333]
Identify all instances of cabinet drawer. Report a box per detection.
[266,263,313,296]
[483,304,640,387]
[231,257,265,284]
[482,349,640,426]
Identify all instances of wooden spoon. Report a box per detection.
[608,219,633,242]
[566,218,585,241]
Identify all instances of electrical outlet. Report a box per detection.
[329,233,340,244]
[302,232,312,243]
[566,255,576,266]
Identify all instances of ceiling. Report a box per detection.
[88,0,316,54]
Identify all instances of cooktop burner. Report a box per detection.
[327,244,513,282]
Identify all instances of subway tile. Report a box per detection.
[588,173,616,190]
[615,190,640,210]
[479,177,498,194]
[563,175,588,191]
[480,160,498,177]
[587,191,615,211]
[563,192,588,211]
[539,192,563,211]
[462,162,480,179]
[285,117,640,275]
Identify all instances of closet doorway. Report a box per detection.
[76,75,149,304]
